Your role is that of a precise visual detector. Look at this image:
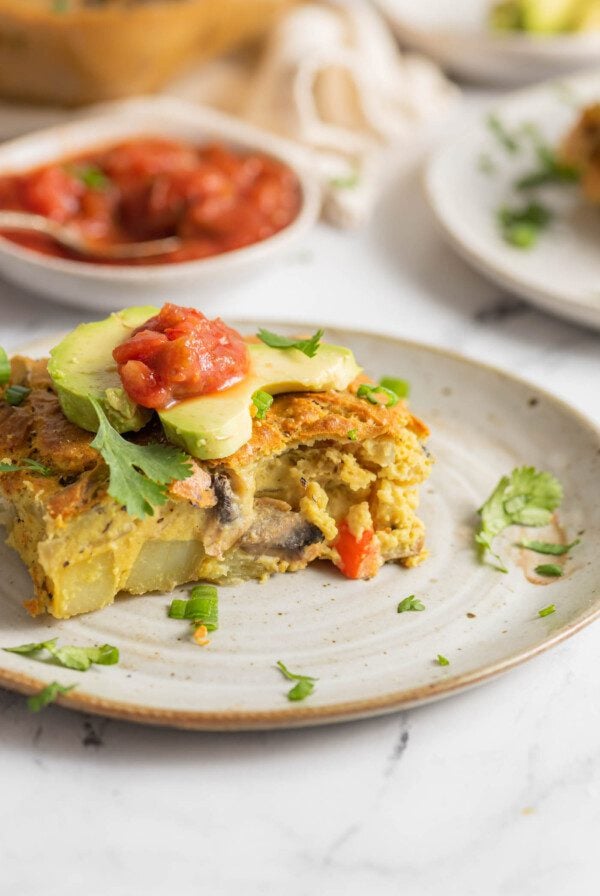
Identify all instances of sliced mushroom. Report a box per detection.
[212,471,239,523]
[240,497,324,561]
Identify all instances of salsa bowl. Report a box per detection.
[0,97,320,312]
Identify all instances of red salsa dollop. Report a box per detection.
[0,138,301,265]
[113,303,249,409]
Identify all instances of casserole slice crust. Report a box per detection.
[0,357,431,619]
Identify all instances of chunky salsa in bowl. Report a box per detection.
[0,136,302,266]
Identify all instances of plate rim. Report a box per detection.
[424,69,600,331]
[1,321,599,730]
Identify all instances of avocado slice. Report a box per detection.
[159,341,362,460]
[48,306,158,433]
[491,0,578,32]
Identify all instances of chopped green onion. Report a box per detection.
[257,328,324,359]
[347,429,358,441]
[357,383,399,408]
[487,114,520,154]
[168,585,219,630]
[276,660,317,702]
[5,384,30,406]
[3,639,119,671]
[538,604,556,617]
[478,153,496,175]
[436,654,450,666]
[534,563,563,578]
[252,390,273,420]
[0,458,54,476]
[517,539,579,555]
[497,201,552,250]
[329,172,359,189]
[77,165,109,190]
[287,679,315,701]
[379,376,410,399]
[515,144,579,191]
[397,595,425,613]
[0,347,10,385]
[27,681,75,712]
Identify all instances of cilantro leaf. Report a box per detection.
[257,328,324,359]
[276,660,317,702]
[397,595,426,613]
[3,639,119,671]
[27,681,76,712]
[517,538,579,555]
[90,398,192,518]
[476,467,563,570]
[534,563,563,578]
[3,639,57,656]
[252,390,273,420]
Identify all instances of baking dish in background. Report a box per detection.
[0,0,295,106]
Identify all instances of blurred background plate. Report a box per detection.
[375,0,600,85]
[425,69,600,330]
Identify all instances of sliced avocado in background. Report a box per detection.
[491,0,581,32]
[48,305,158,433]
[521,0,574,32]
[159,341,362,460]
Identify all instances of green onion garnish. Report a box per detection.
[347,429,358,441]
[5,384,30,406]
[27,681,76,712]
[357,383,399,408]
[0,347,10,385]
[379,376,410,399]
[0,458,53,476]
[168,585,218,630]
[257,328,324,359]
[252,390,273,420]
[487,114,520,154]
[497,201,552,249]
[77,165,109,190]
[534,564,563,577]
[329,172,359,189]
[538,604,556,617]
[276,660,317,701]
[436,654,450,666]
[397,595,425,613]
[517,539,579,556]
[515,144,579,191]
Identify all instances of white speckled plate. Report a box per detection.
[0,324,599,729]
[425,70,600,331]
[375,0,600,85]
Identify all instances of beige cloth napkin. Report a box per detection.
[169,0,459,226]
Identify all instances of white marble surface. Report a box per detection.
[1,90,599,896]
